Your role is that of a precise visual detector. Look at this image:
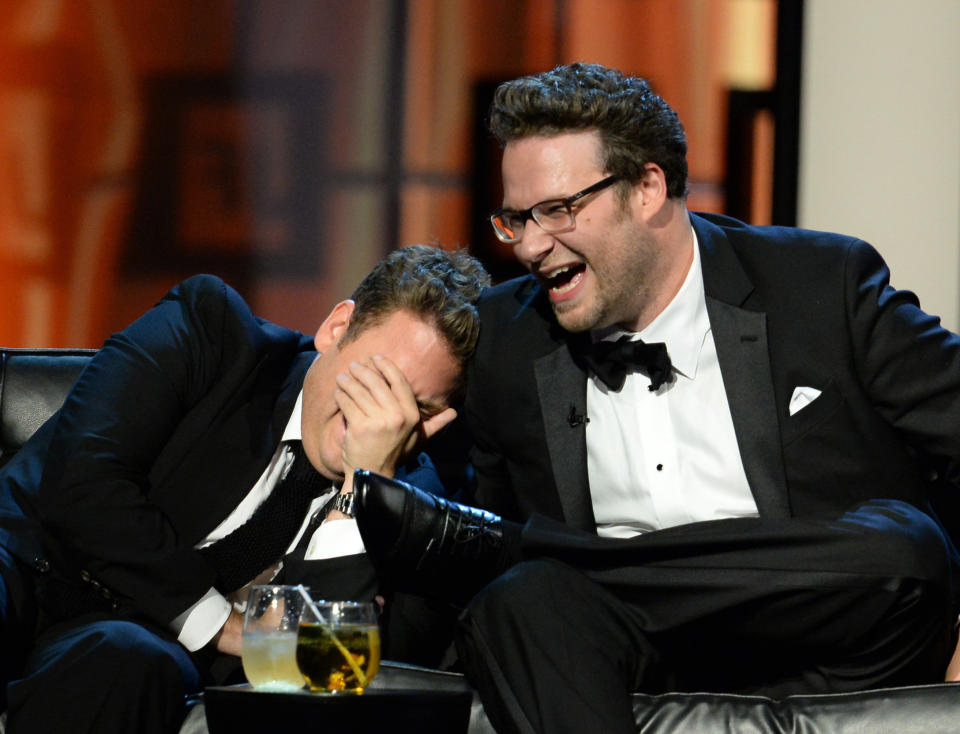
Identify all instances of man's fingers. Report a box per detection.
[343,358,420,427]
[421,407,457,440]
[333,385,363,426]
[335,354,454,476]
[336,364,381,415]
[370,355,420,416]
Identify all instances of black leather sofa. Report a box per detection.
[2,347,959,734]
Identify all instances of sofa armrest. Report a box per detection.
[0,348,94,465]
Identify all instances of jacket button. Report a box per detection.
[33,558,50,574]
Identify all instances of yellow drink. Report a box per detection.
[241,632,306,691]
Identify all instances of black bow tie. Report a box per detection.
[578,335,673,392]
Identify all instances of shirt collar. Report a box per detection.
[592,227,708,380]
[281,390,341,489]
[281,391,304,442]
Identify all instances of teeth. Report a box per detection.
[542,264,583,295]
[544,265,574,283]
[552,279,577,294]
[551,270,582,294]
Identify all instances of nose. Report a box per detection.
[513,221,555,266]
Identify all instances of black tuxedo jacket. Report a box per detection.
[464,212,960,532]
[0,275,439,629]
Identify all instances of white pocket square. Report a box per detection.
[789,386,822,416]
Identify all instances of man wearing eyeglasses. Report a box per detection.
[352,62,960,734]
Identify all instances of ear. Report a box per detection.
[313,300,355,352]
[636,162,668,218]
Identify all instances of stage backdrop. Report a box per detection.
[0,0,780,348]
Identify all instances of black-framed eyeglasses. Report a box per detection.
[489,175,622,244]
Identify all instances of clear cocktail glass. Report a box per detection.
[295,589,380,694]
[241,584,309,691]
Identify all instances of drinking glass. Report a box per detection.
[295,590,380,694]
[241,585,309,691]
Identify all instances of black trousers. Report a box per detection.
[6,613,202,734]
[0,543,203,734]
[455,500,960,734]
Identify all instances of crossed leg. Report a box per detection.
[456,500,959,734]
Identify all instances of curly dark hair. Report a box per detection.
[488,63,688,199]
[342,245,490,368]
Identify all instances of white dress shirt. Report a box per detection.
[586,230,759,538]
[173,391,365,651]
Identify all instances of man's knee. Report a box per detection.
[838,499,958,587]
[91,621,200,691]
[465,559,580,627]
[28,618,200,695]
[8,618,201,733]
[457,558,620,663]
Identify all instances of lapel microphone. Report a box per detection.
[567,405,589,427]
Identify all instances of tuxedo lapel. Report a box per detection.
[695,214,789,519]
[534,345,596,531]
[705,297,789,518]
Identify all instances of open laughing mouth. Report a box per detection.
[543,264,586,298]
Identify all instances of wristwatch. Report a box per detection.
[328,491,356,518]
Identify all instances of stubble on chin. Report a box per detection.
[551,298,608,334]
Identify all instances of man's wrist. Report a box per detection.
[329,491,356,518]
[323,490,356,522]
[213,609,243,656]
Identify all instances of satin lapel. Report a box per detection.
[706,297,789,518]
[534,344,595,531]
[694,214,789,518]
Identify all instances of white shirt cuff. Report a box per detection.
[173,587,232,652]
[303,518,366,560]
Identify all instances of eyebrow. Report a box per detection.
[417,399,446,418]
[499,198,561,215]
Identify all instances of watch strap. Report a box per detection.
[329,491,356,518]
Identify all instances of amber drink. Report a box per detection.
[295,597,380,694]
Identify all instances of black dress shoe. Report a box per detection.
[353,469,505,600]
